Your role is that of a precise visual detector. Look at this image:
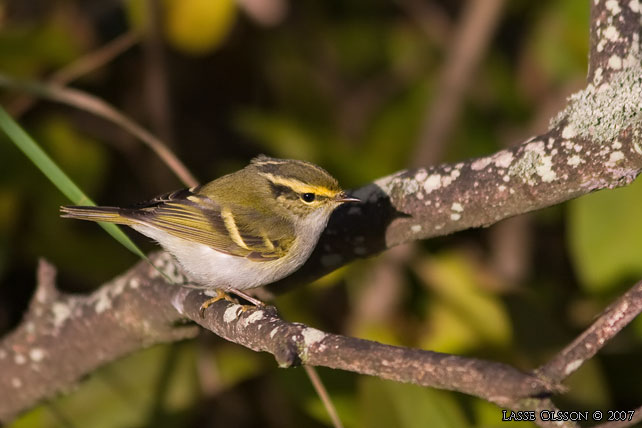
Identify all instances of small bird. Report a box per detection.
[61,155,359,315]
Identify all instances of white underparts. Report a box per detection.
[131,206,334,290]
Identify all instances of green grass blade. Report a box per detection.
[0,105,147,260]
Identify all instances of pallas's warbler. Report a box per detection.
[61,155,359,313]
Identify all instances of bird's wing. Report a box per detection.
[124,188,294,261]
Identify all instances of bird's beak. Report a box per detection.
[335,191,361,203]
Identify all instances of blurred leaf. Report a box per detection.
[12,344,198,428]
[215,345,264,388]
[528,1,589,82]
[0,106,146,260]
[356,79,430,179]
[633,315,642,339]
[352,322,403,348]
[165,0,236,55]
[385,23,434,78]
[473,400,537,428]
[0,14,82,77]
[482,53,531,123]
[328,21,387,77]
[416,252,512,353]
[35,115,109,194]
[564,359,611,408]
[567,178,642,293]
[8,407,46,428]
[125,0,152,32]
[358,378,469,428]
[235,110,321,160]
[421,303,480,354]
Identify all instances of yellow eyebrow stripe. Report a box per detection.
[221,208,249,249]
[259,173,337,198]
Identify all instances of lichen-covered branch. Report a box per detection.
[171,284,554,406]
[588,0,641,84]
[271,0,642,293]
[0,253,555,423]
[0,258,199,423]
[5,251,640,427]
[0,250,555,424]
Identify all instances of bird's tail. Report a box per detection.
[60,205,134,225]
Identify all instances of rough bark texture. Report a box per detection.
[0,258,198,422]
[2,1,642,427]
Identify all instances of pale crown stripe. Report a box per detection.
[253,159,287,166]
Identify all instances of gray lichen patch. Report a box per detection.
[89,274,133,315]
[29,348,45,363]
[151,252,189,285]
[564,358,584,376]
[508,141,557,185]
[375,164,464,203]
[51,301,72,328]
[471,150,514,171]
[302,327,326,347]
[223,304,243,323]
[299,327,327,363]
[551,53,642,143]
[605,0,622,14]
[240,309,265,328]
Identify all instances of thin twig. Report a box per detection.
[304,366,343,428]
[536,280,642,383]
[51,32,139,87]
[0,74,199,187]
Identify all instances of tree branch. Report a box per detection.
[3,249,642,427]
[0,257,198,422]
[536,279,642,383]
[0,253,557,423]
[171,286,554,405]
[267,0,642,293]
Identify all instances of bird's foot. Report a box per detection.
[199,288,265,318]
[199,289,235,318]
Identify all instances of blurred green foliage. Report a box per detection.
[568,178,642,293]
[358,378,469,428]
[1,0,641,427]
[0,108,147,267]
[416,252,512,354]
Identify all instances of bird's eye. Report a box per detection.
[301,193,316,203]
